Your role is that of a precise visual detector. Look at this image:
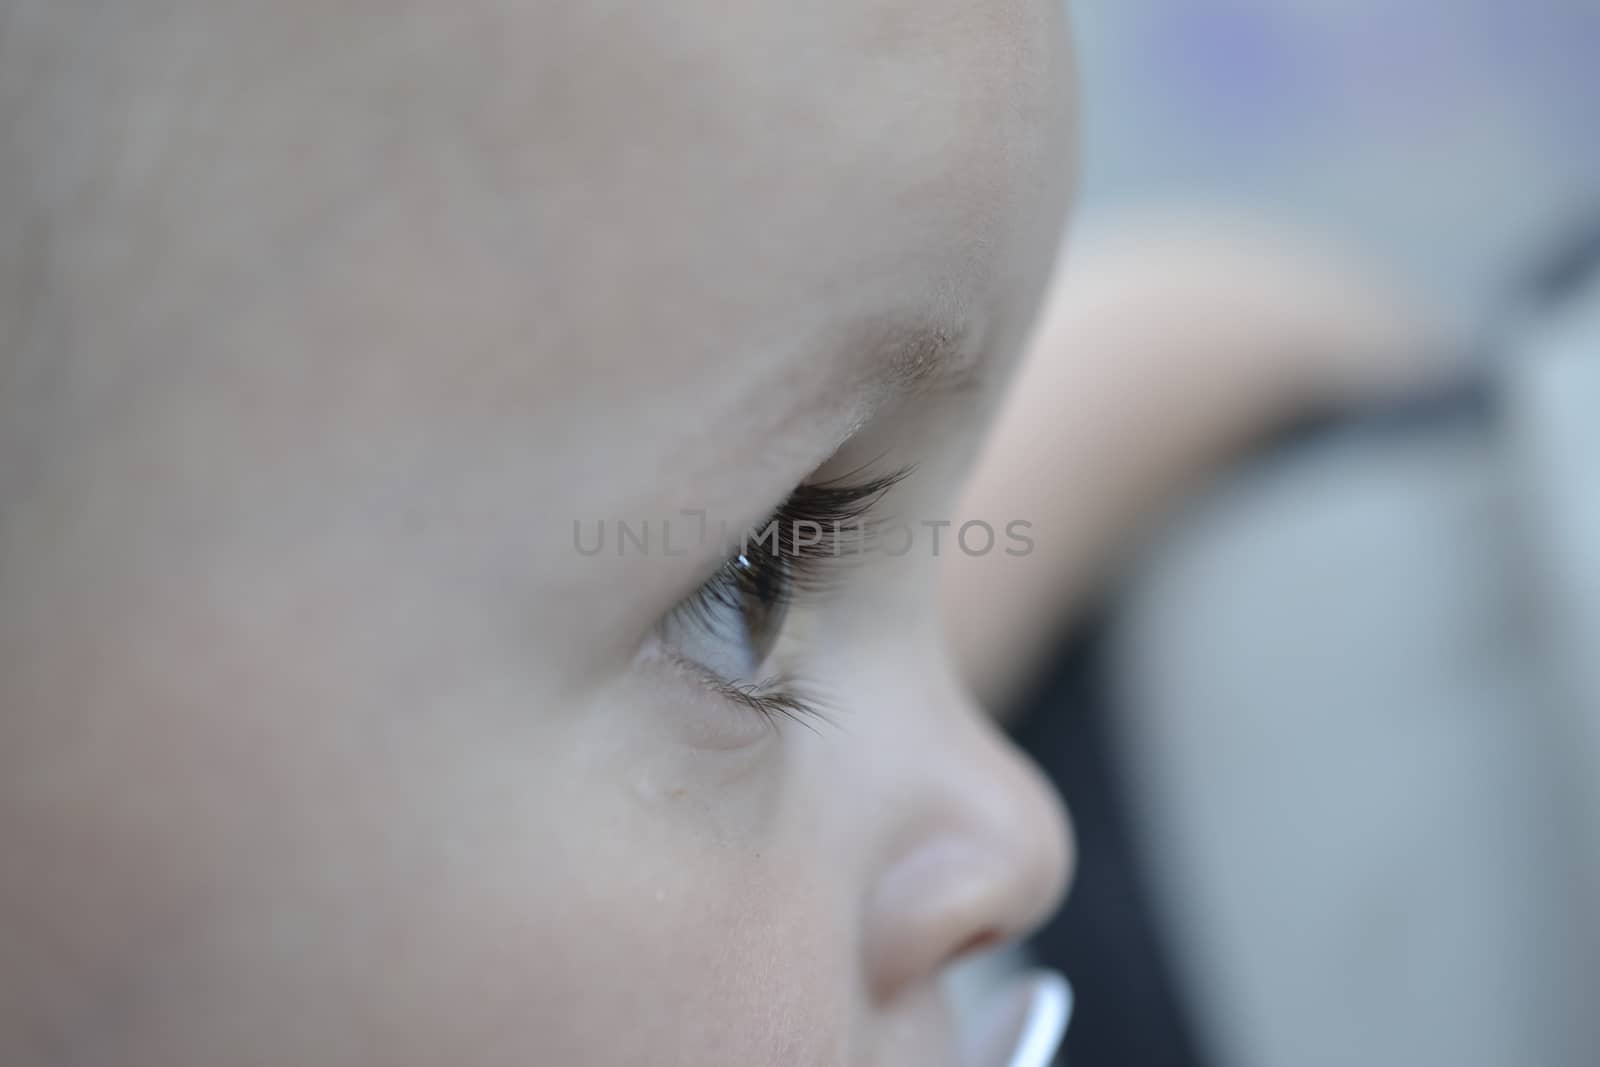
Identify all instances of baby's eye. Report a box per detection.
[659,548,793,683]
[653,466,910,724]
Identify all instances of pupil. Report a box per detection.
[734,552,789,665]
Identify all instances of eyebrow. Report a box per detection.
[666,316,981,557]
[856,319,981,399]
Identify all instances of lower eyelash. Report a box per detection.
[664,647,833,733]
[711,676,833,733]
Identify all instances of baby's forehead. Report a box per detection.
[532,0,1052,151]
[526,0,1069,490]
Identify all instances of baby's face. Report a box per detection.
[1,3,1075,1065]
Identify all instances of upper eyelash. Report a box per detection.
[763,465,914,567]
[672,464,912,623]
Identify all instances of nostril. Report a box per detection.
[952,927,1002,962]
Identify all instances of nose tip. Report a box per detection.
[865,715,1074,1001]
[982,735,1075,942]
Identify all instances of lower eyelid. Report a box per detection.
[632,635,782,750]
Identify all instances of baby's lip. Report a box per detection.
[960,969,1073,1067]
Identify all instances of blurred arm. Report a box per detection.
[944,213,1451,713]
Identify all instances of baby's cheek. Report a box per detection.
[525,867,848,1064]
[518,754,853,1065]
[2,603,853,1067]
[35,761,848,1066]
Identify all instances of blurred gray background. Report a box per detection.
[1050,4,1600,1066]
[1073,0,1600,319]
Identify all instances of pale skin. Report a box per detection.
[0,4,1437,1066]
[1,3,1073,1065]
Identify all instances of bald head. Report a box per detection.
[1,5,1080,1065]
[1,0,1075,581]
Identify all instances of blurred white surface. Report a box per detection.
[1107,346,1600,1067]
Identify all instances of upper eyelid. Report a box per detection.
[755,465,913,551]
[708,464,912,588]
[663,463,914,595]
[662,464,913,652]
